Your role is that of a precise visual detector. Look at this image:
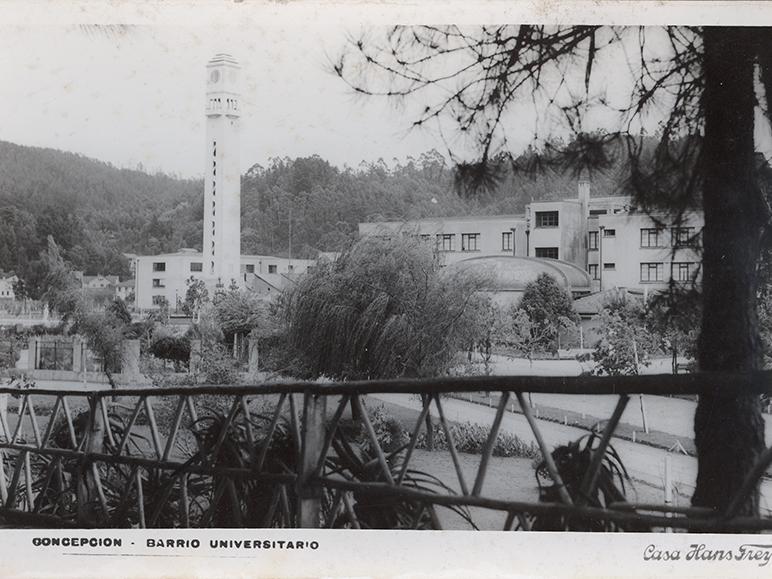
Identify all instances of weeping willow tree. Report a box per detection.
[335,25,772,521]
[283,235,490,380]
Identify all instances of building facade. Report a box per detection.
[134,250,315,310]
[359,180,703,293]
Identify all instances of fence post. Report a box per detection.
[77,395,106,525]
[297,391,326,528]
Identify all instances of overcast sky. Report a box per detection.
[1,3,771,179]
[0,22,453,178]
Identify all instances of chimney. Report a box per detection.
[578,170,590,215]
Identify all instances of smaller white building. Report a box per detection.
[133,250,316,310]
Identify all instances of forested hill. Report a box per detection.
[0,140,627,295]
[0,140,202,284]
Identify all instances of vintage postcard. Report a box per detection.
[0,1,771,577]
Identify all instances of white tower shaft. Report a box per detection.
[203,54,241,287]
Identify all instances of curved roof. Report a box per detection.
[447,255,592,292]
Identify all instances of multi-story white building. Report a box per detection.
[360,180,703,294]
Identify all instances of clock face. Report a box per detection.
[209,69,220,83]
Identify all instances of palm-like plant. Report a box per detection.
[530,433,648,532]
[325,419,476,529]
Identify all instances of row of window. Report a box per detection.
[151,261,283,279]
[419,233,481,252]
[404,225,697,255]
[640,227,698,248]
[587,227,698,251]
[586,262,699,282]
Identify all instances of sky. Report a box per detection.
[1,2,771,179]
[0,22,452,178]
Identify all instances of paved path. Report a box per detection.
[487,355,772,443]
[369,392,772,513]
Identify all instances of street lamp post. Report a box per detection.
[598,225,605,291]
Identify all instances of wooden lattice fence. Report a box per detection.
[0,372,770,531]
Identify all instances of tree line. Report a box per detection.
[0,138,634,299]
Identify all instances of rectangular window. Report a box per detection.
[640,262,664,282]
[535,247,559,259]
[588,264,599,280]
[603,263,616,270]
[437,233,455,251]
[672,262,698,281]
[603,229,616,238]
[190,262,203,272]
[419,234,431,243]
[461,233,480,252]
[268,265,277,274]
[672,227,696,247]
[640,228,663,248]
[589,209,607,215]
[152,295,166,306]
[152,279,165,288]
[245,264,255,273]
[588,231,599,250]
[152,262,166,272]
[501,231,513,251]
[535,211,559,228]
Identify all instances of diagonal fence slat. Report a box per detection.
[26,396,42,449]
[40,396,63,449]
[162,396,188,462]
[117,398,145,455]
[99,398,115,449]
[143,397,163,460]
[396,396,433,486]
[60,396,79,449]
[256,393,287,472]
[312,394,349,478]
[472,390,511,496]
[352,395,394,485]
[433,394,469,496]
[10,395,28,444]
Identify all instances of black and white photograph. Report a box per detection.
[0,1,772,577]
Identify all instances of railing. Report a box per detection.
[0,372,771,531]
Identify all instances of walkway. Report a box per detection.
[369,392,772,514]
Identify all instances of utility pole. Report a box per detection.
[288,206,293,267]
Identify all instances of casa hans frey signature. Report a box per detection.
[644,543,772,566]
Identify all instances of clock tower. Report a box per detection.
[203,53,241,287]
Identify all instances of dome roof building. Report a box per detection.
[446,255,592,307]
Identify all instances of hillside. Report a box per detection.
[0,139,630,298]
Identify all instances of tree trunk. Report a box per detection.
[692,28,766,520]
